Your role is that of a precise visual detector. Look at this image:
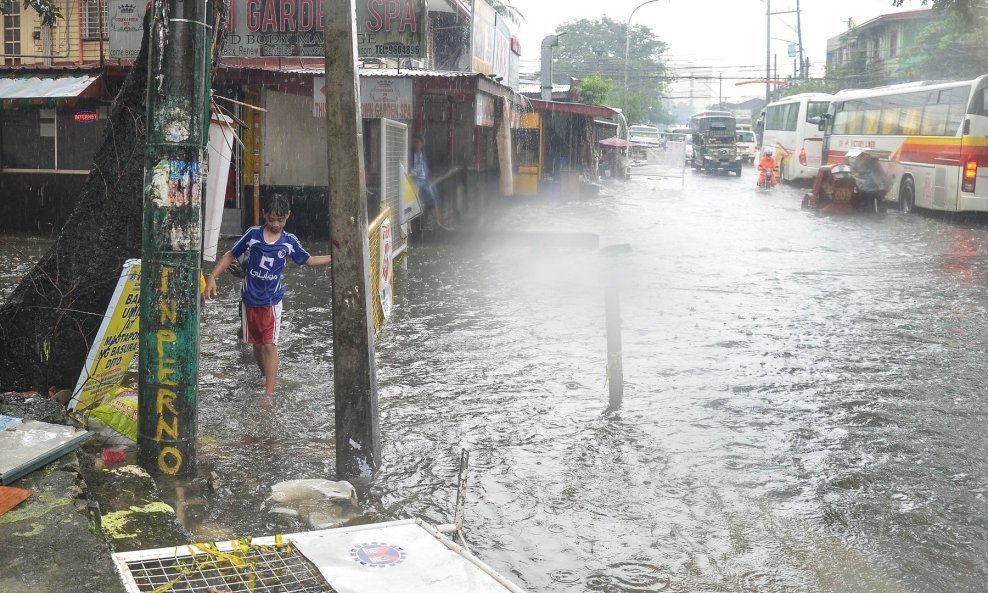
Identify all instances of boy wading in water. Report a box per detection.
[205,195,331,397]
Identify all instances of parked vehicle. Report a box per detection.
[819,75,988,213]
[759,93,833,181]
[628,124,664,150]
[736,129,758,163]
[801,148,892,214]
[690,111,743,175]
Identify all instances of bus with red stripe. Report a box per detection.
[758,93,834,181]
[821,76,988,213]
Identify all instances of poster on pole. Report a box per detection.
[68,259,142,413]
[379,217,393,319]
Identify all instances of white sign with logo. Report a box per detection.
[108,0,147,59]
[313,77,413,120]
[379,217,393,319]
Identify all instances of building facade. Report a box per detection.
[825,9,936,88]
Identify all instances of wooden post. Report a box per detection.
[137,0,213,476]
[324,0,381,477]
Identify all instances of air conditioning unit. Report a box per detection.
[402,59,425,69]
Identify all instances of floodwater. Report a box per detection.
[4,155,988,592]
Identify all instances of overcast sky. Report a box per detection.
[510,0,924,105]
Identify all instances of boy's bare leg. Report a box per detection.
[252,344,265,375]
[261,344,278,396]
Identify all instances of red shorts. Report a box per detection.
[242,302,283,345]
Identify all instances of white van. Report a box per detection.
[736,129,758,163]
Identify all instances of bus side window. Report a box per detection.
[968,88,988,116]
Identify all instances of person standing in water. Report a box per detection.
[412,134,448,230]
[205,195,331,397]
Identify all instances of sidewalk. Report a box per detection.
[0,395,188,593]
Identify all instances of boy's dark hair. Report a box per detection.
[413,134,424,143]
[264,194,292,216]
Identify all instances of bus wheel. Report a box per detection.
[899,177,916,213]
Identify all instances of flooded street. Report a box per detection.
[5,158,988,592]
[189,159,988,593]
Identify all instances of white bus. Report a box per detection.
[759,93,833,181]
[822,76,988,213]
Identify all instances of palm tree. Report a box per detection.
[489,0,524,24]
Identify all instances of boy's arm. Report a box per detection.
[305,255,332,267]
[204,251,237,299]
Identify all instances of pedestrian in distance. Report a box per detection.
[412,134,449,230]
[204,194,331,398]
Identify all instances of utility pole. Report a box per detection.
[765,0,771,106]
[324,0,381,478]
[796,0,805,79]
[718,73,722,110]
[137,0,213,477]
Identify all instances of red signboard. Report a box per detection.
[74,111,98,122]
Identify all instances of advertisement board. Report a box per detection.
[68,259,141,413]
[108,0,147,59]
[313,77,414,119]
[109,0,427,60]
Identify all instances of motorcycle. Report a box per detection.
[802,149,891,214]
[757,166,777,190]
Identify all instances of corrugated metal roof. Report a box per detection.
[0,74,101,99]
[528,99,618,119]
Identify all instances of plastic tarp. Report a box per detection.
[0,416,93,485]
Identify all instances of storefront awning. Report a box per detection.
[528,99,618,119]
[0,74,102,101]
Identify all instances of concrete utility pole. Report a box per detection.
[137,0,213,476]
[796,0,805,79]
[624,0,661,114]
[324,0,381,478]
[765,0,771,106]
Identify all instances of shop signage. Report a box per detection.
[109,0,426,60]
[313,77,413,119]
[470,0,515,87]
[108,0,147,59]
[74,111,98,122]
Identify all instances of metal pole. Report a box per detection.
[624,0,660,114]
[602,244,630,412]
[324,0,381,478]
[796,0,805,79]
[766,0,771,106]
[718,73,722,110]
[137,0,212,477]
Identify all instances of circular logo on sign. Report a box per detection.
[350,542,406,568]
[277,249,287,259]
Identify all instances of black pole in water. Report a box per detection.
[601,244,631,412]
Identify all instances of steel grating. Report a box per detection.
[121,542,337,593]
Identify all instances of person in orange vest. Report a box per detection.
[757,148,779,187]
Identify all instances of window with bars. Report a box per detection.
[83,0,108,40]
[3,1,21,65]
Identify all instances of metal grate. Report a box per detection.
[380,118,409,254]
[122,542,337,593]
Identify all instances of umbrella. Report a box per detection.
[598,137,639,148]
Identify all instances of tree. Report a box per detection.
[550,16,668,122]
[781,78,841,97]
[891,0,983,17]
[900,9,988,78]
[0,3,228,393]
[489,0,523,24]
[577,74,612,106]
[1,0,62,27]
